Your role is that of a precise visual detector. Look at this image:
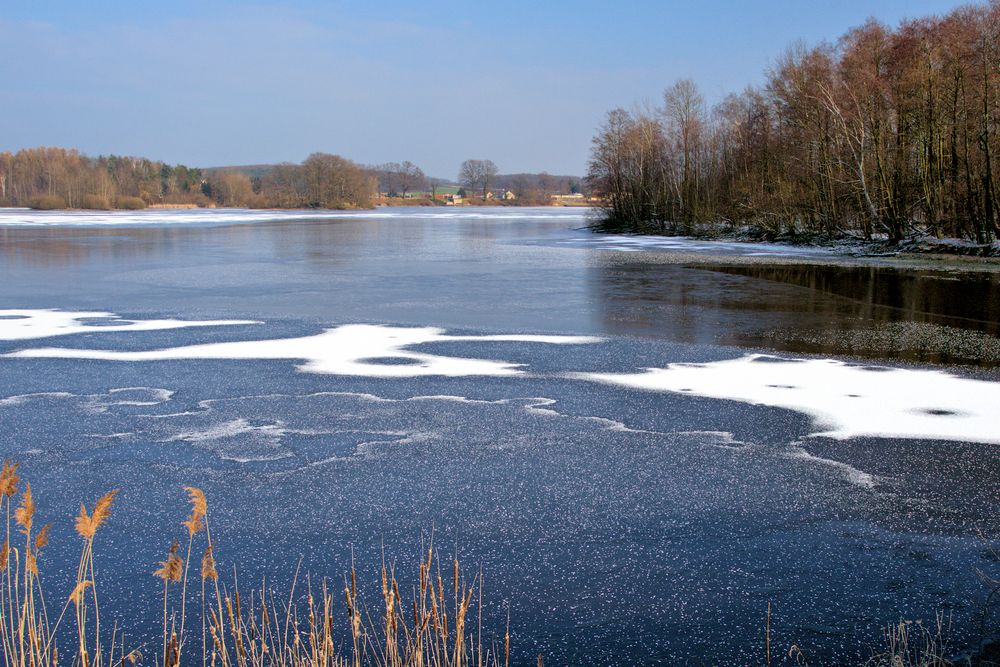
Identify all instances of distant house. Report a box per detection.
[550,193,586,205]
[486,189,516,201]
[433,193,464,205]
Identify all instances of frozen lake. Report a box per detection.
[1,207,998,664]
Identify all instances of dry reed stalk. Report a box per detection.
[180,486,207,661]
[766,601,772,667]
[864,613,953,667]
[155,539,184,667]
[0,469,124,667]
[1,464,507,667]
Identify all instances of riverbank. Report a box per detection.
[590,221,1000,266]
[12,200,591,213]
[376,197,596,208]
[20,202,370,212]
[733,228,1000,259]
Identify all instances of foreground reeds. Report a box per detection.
[3,457,996,666]
[0,461,507,667]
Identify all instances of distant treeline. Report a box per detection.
[367,161,584,203]
[0,147,583,210]
[588,2,1000,242]
[0,148,374,210]
[219,155,374,209]
[492,173,584,203]
[0,148,204,210]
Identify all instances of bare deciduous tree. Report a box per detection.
[458,159,499,199]
[589,1,1000,244]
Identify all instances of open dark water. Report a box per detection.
[0,207,999,665]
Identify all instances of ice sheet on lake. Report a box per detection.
[8,323,602,377]
[556,233,834,257]
[580,354,1000,445]
[1,382,874,488]
[0,207,590,227]
[0,309,257,341]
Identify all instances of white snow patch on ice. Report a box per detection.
[562,233,833,257]
[0,387,173,413]
[404,394,498,405]
[519,397,667,434]
[0,392,75,406]
[103,387,175,406]
[0,309,257,341]
[786,445,877,489]
[164,418,313,463]
[166,418,278,443]
[674,430,752,450]
[520,397,563,417]
[579,354,1000,445]
[8,324,602,378]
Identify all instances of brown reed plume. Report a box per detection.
[0,462,126,667]
[0,460,20,498]
[75,490,118,541]
[1,463,508,667]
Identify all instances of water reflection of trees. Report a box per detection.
[590,260,1000,363]
[708,265,1000,334]
[0,221,375,269]
[0,226,188,267]
[264,218,376,262]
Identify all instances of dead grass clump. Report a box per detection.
[115,196,148,210]
[80,194,112,210]
[28,194,68,210]
[863,613,954,666]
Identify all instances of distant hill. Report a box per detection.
[202,164,279,178]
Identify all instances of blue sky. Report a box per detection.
[0,1,971,177]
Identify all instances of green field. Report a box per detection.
[419,184,461,196]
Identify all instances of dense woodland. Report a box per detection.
[588,2,1000,242]
[0,148,375,210]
